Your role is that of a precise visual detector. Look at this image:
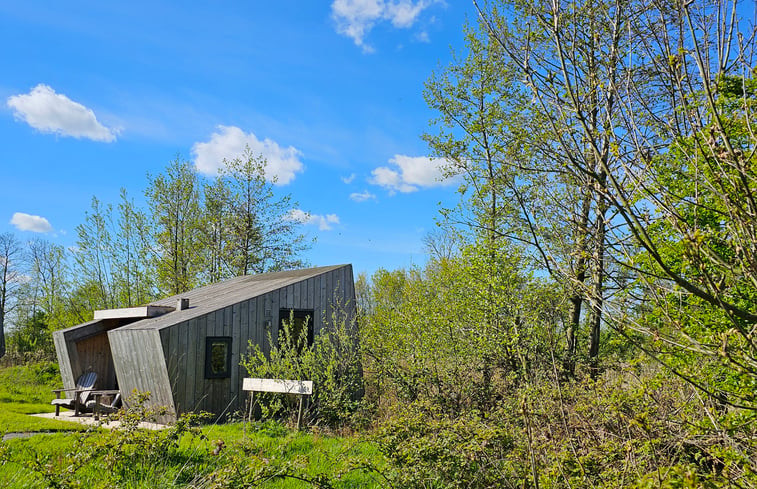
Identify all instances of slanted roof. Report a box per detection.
[116,264,349,331]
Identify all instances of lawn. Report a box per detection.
[0,362,386,488]
[0,361,87,434]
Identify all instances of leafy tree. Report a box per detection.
[219,147,309,275]
[424,13,608,377]
[472,0,757,396]
[71,190,156,317]
[21,239,71,330]
[7,311,54,358]
[362,246,560,413]
[146,157,204,295]
[0,233,23,358]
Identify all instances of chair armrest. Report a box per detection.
[52,387,81,393]
[89,390,121,396]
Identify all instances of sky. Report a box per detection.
[0,1,477,277]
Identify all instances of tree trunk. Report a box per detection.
[588,172,607,379]
[565,186,593,377]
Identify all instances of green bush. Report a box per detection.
[241,305,367,428]
[374,402,525,488]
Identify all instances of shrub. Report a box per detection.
[241,305,367,428]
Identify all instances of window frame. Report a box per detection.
[204,336,232,379]
[279,308,315,348]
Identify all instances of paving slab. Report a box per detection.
[31,411,167,430]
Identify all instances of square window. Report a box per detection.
[205,337,232,379]
[279,309,314,350]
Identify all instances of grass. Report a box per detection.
[0,362,386,487]
[0,361,88,434]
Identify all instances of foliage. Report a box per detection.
[361,248,564,415]
[5,312,55,361]
[370,365,757,488]
[242,305,366,428]
[374,402,523,488]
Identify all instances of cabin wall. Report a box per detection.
[109,328,175,423]
[75,334,117,389]
[160,265,357,419]
[53,319,124,391]
[53,331,76,391]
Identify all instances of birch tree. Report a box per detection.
[0,233,23,358]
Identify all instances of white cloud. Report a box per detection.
[341,173,357,184]
[287,209,341,231]
[10,212,53,233]
[350,190,377,202]
[369,154,458,194]
[192,125,304,185]
[331,0,438,52]
[7,84,117,142]
[415,31,430,43]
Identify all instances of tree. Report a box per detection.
[200,174,232,283]
[23,239,70,330]
[72,190,156,316]
[220,147,309,275]
[72,197,117,311]
[0,233,23,358]
[473,0,757,397]
[146,157,203,295]
[423,13,608,377]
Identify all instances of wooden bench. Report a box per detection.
[242,378,313,430]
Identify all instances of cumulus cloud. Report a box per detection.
[192,125,304,185]
[369,154,458,194]
[350,190,377,202]
[287,209,341,231]
[7,84,117,142]
[10,212,53,233]
[331,0,438,52]
[341,173,357,184]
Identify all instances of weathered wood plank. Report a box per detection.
[231,302,242,398]
[242,378,313,395]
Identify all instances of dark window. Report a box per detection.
[205,337,232,379]
[279,309,314,349]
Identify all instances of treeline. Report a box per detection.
[0,148,309,360]
[350,1,757,486]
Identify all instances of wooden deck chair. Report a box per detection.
[51,371,97,416]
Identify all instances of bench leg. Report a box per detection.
[55,405,60,416]
[297,395,304,430]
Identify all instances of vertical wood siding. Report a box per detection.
[98,265,356,421]
[109,328,175,423]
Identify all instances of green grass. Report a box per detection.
[0,362,88,434]
[0,421,384,488]
[0,363,385,487]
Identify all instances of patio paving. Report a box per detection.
[32,410,167,430]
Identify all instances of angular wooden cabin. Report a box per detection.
[53,264,356,423]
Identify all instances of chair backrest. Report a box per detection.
[75,372,97,404]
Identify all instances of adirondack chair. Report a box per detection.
[51,371,97,416]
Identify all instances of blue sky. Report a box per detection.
[0,1,475,277]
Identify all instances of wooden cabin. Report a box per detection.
[53,264,356,423]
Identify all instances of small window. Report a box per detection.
[205,337,232,379]
[279,309,314,349]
